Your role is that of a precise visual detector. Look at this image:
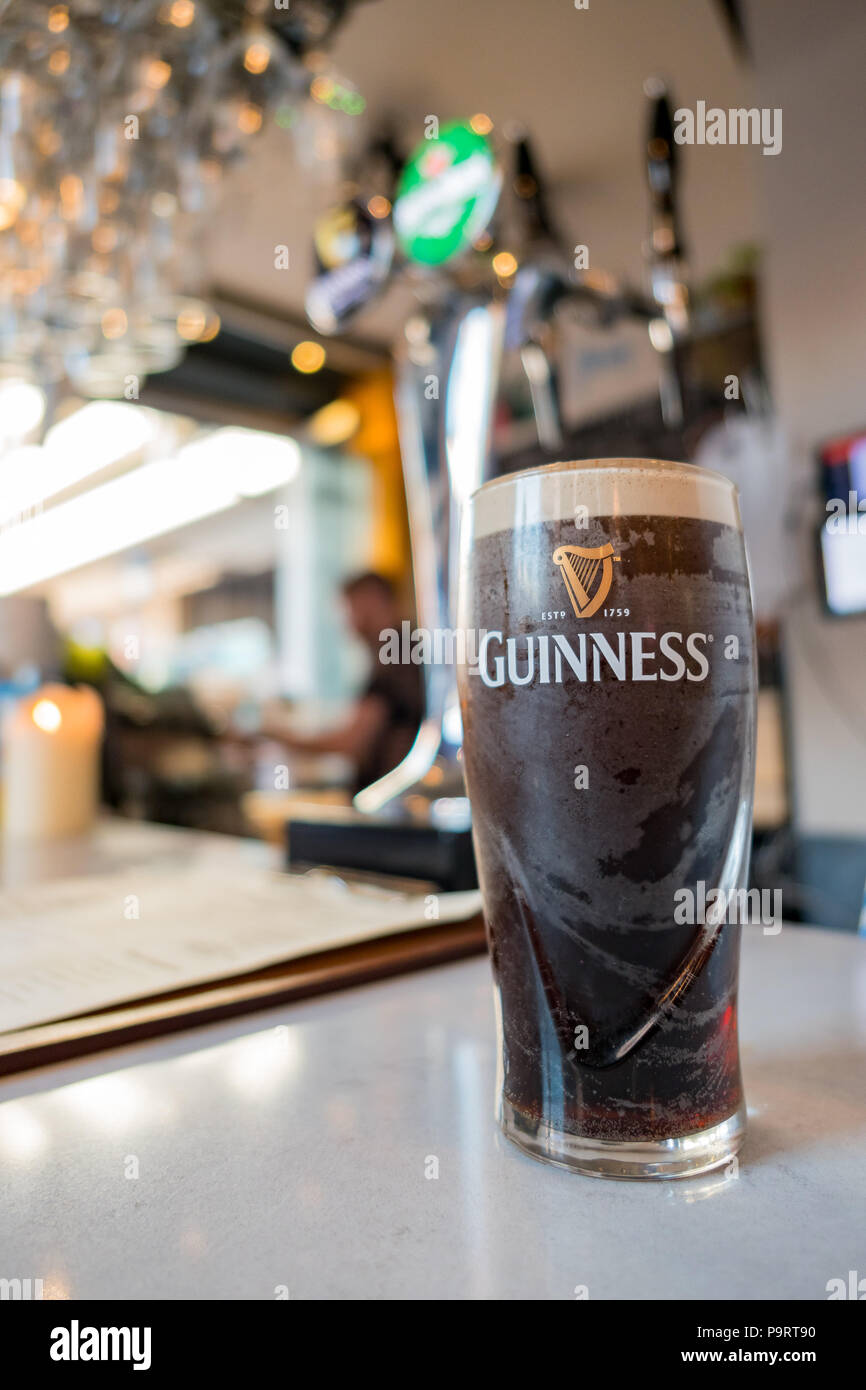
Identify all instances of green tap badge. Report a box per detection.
[393,121,501,267]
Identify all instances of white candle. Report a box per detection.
[2,684,105,840]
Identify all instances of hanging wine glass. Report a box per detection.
[205,26,305,162]
[0,2,353,396]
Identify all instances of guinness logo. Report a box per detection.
[553,542,620,619]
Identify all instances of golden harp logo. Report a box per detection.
[552,542,620,619]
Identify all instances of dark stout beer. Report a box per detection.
[457,459,756,1178]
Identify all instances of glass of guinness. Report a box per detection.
[457,459,756,1178]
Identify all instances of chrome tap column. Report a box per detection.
[354,294,504,813]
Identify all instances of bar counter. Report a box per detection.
[1,823,863,1300]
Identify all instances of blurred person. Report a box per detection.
[266,571,424,795]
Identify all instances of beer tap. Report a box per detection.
[354,121,509,815]
[504,260,660,449]
[644,79,690,427]
[503,119,680,451]
[354,287,505,815]
[354,113,673,816]
[500,130,568,453]
[298,105,694,860]
[504,88,695,446]
[645,81,687,313]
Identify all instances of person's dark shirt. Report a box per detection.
[353,657,424,794]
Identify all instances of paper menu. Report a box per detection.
[0,864,482,1036]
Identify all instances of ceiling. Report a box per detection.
[205,0,762,343]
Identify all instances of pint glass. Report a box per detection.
[457,459,756,1178]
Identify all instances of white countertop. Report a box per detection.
[1,832,864,1299]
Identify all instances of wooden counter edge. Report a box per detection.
[0,915,487,1078]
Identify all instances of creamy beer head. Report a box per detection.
[469,457,742,538]
[457,456,756,1178]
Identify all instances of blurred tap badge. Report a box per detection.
[456,459,757,1179]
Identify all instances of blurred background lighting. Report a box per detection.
[492,250,518,279]
[0,378,46,439]
[32,699,62,733]
[0,403,160,527]
[307,398,361,447]
[0,426,302,593]
[244,42,271,75]
[0,1102,49,1162]
[648,316,675,352]
[168,0,196,26]
[291,340,326,374]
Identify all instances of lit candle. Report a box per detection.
[2,684,104,840]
